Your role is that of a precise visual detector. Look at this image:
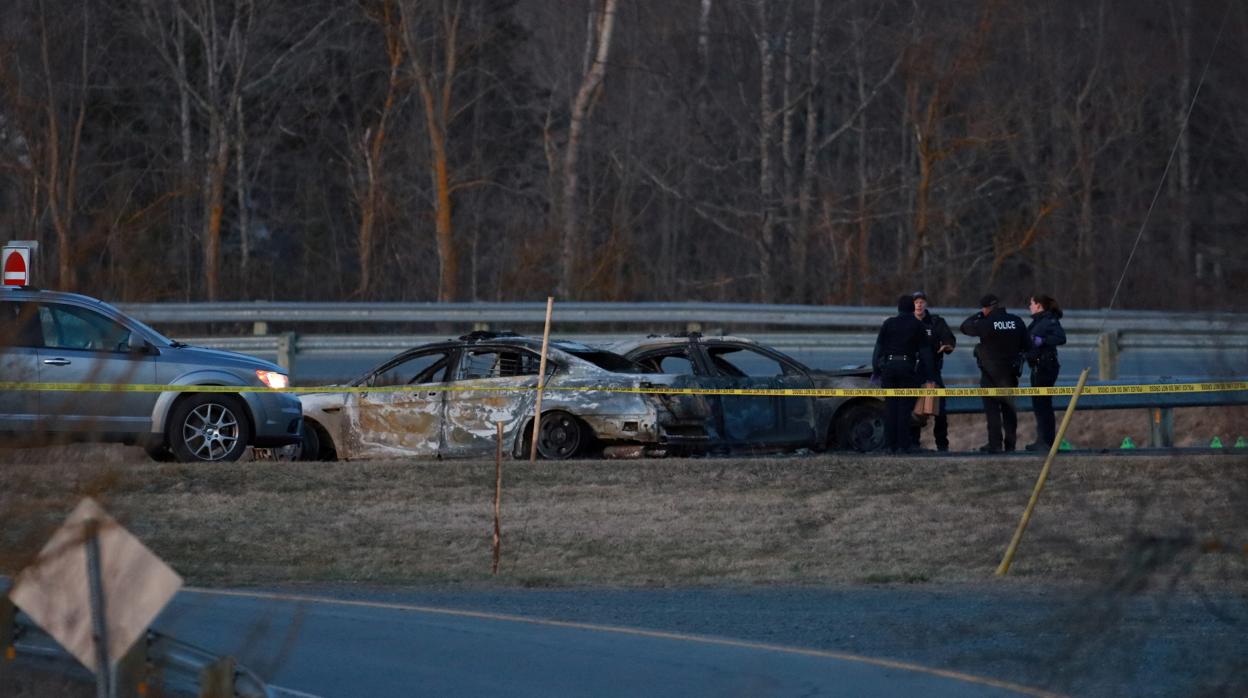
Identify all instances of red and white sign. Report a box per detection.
[3,244,32,286]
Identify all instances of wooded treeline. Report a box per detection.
[1,0,1244,309]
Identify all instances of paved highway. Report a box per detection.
[153,588,1052,697]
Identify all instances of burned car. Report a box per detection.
[608,334,885,452]
[298,332,709,461]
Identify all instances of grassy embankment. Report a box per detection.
[2,446,1245,590]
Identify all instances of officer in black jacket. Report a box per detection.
[909,291,956,451]
[1025,293,1067,451]
[960,293,1030,453]
[873,294,935,453]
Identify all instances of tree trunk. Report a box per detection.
[202,116,228,301]
[1172,0,1192,306]
[796,0,821,304]
[235,93,250,291]
[558,0,619,299]
[355,1,405,299]
[755,0,775,302]
[177,7,194,299]
[429,130,458,302]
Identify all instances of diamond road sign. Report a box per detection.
[8,498,183,673]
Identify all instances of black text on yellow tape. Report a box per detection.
[2,381,1247,398]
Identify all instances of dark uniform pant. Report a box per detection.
[881,359,919,451]
[911,373,948,450]
[980,361,1018,450]
[1030,361,1060,447]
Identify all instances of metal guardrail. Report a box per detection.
[8,614,270,698]
[117,301,1248,384]
[118,301,1248,334]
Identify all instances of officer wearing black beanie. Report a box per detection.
[960,293,1031,453]
[872,295,935,453]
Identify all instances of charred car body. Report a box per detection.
[298,332,710,460]
[609,334,885,452]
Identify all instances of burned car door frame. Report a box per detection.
[441,343,554,457]
[347,347,454,458]
[698,340,817,447]
[629,338,817,449]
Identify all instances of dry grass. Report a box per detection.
[1,444,1245,591]
[931,405,1248,450]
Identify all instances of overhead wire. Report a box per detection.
[1087,0,1234,370]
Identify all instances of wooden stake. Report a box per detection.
[996,367,1091,576]
[529,296,554,461]
[493,421,503,575]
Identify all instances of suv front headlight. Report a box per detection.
[256,370,289,389]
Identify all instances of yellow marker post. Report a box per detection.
[493,421,504,575]
[995,367,1091,577]
[529,296,554,461]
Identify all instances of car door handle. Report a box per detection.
[42,358,72,366]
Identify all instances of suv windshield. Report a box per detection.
[97,299,178,346]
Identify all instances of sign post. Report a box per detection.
[8,498,183,696]
[2,241,37,287]
[84,520,111,698]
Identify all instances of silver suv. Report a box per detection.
[1,288,302,462]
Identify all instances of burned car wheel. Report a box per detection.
[835,402,885,452]
[168,394,251,462]
[536,411,585,460]
[297,424,321,461]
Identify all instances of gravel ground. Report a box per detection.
[287,581,1247,698]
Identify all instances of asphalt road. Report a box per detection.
[147,584,1247,698]
[153,588,1052,698]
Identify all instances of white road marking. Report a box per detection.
[268,685,324,698]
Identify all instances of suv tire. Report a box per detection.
[168,394,251,462]
[143,443,176,462]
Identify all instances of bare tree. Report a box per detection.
[352,0,407,300]
[399,0,469,302]
[557,0,619,299]
[34,0,91,291]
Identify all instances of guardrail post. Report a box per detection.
[1098,330,1120,380]
[276,331,298,377]
[114,633,149,698]
[0,595,15,667]
[200,655,235,698]
[1149,407,1174,448]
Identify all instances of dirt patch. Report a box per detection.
[1,447,1245,592]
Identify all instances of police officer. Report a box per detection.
[1025,293,1066,451]
[960,293,1030,453]
[909,291,956,451]
[873,294,935,453]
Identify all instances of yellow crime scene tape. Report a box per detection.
[2,380,1247,398]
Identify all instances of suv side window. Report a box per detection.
[371,351,451,386]
[38,303,133,353]
[457,348,543,380]
[0,301,43,348]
